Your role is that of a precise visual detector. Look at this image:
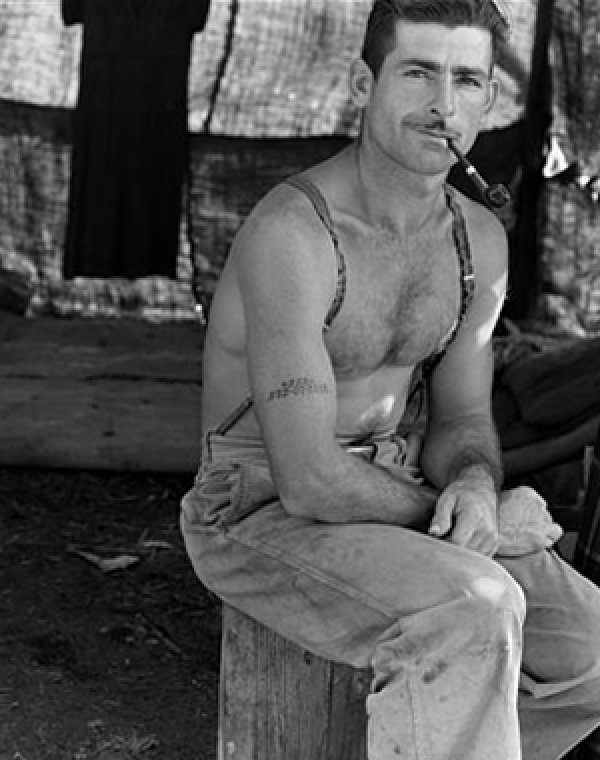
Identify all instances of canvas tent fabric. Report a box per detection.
[0,0,537,321]
[532,0,600,337]
[0,0,534,136]
[0,100,200,321]
[574,425,600,585]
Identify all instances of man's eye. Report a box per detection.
[404,69,430,79]
[457,76,484,88]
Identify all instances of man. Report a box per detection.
[181,2,600,758]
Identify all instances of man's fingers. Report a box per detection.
[429,487,499,556]
[468,530,500,557]
[447,510,477,548]
[429,493,455,537]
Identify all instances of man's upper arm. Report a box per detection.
[235,194,338,506]
[428,208,508,423]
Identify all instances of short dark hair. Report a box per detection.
[361,0,510,77]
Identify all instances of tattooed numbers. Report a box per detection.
[267,377,329,402]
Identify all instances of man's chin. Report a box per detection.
[410,154,454,177]
[403,138,454,174]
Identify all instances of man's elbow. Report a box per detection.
[278,482,320,519]
[276,465,331,520]
[419,448,446,491]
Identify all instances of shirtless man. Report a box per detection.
[181,2,600,758]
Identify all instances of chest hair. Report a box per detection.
[327,224,460,375]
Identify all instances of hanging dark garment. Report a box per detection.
[61,0,210,279]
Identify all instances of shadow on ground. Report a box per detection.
[0,468,220,760]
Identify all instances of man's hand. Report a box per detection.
[495,486,563,557]
[428,474,499,556]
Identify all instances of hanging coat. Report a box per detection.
[61,0,210,279]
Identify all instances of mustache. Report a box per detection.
[410,120,461,139]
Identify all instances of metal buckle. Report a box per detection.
[345,443,378,462]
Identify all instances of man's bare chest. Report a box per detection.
[326,228,461,376]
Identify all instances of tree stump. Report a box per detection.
[219,604,371,760]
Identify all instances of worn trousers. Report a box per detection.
[181,436,600,760]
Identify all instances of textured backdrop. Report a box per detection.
[0,0,537,321]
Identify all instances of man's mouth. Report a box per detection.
[414,126,461,141]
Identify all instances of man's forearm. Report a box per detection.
[420,414,503,492]
[281,449,437,529]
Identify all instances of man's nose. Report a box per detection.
[429,77,456,118]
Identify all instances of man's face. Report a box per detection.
[356,21,498,176]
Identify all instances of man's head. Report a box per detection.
[361,0,509,78]
[349,2,506,177]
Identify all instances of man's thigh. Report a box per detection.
[498,550,600,691]
[186,499,521,666]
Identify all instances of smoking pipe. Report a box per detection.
[447,139,511,210]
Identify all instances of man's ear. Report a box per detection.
[349,59,373,108]
[483,77,499,116]
[479,77,499,130]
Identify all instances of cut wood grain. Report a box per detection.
[219,604,370,760]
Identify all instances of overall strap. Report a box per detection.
[213,394,254,436]
[284,175,347,331]
[446,185,476,329]
[419,186,476,380]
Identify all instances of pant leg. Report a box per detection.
[181,462,525,760]
[498,551,600,760]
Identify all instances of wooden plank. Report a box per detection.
[0,314,204,472]
[327,662,370,759]
[219,604,369,760]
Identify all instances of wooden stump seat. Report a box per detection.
[218,604,371,760]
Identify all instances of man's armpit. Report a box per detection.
[266,377,330,402]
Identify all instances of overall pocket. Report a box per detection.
[181,461,279,530]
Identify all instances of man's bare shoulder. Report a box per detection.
[231,179,333,274]
[227,177,339,327]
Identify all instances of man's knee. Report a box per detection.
[456,552,527,628]
[571,601,600,690]
[549,568,600,686]
[451,560,526,662]
[374,553,525,676]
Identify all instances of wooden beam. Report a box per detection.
[0,314,204,472]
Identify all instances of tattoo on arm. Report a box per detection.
[267,377,329,402]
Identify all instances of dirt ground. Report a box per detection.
[0,466,221,760]
[0,462,594,760]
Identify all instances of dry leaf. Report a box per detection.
[72,550,140,573]
[137,539,173,551]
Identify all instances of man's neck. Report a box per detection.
[350,141,449,233]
